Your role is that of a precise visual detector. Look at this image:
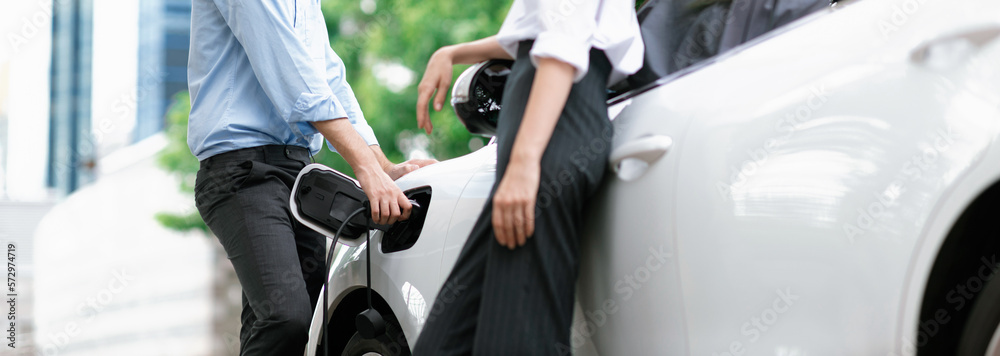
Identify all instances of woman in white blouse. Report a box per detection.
[413,1,644,354]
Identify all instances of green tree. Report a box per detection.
[315,0,512,174]
[157,1,512,232]
[155,91,207,232]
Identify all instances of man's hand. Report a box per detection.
[311,119,412,225]
[354,166,413,225]
[363,146,435,223]
[492,160,541,249]
[416,46,455,135]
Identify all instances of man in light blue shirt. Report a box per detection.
[187,0,433,354]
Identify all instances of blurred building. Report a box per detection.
[1,0,62,354]
[48,0,192,195]
[136,0,192,141]
[48,0,95,194]
[1,0,239,354]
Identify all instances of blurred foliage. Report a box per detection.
[159,91,197,192]
[156,0,512,232]
[315,0,511,174]
[156,91,208,233]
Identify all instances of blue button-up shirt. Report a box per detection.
[187,0,378,161]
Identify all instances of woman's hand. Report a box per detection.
[384,158,438,180]
[416,46,455,135]
[490,57,576,249]
[415,37,513,135]
[492,160,541,249]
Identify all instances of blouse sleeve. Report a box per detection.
[524,0,600,82]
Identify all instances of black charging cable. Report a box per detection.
[323,206,367,356]
[321,199,420,356]
[354,201,387,344]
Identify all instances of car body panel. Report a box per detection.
[668,1,1000,355]
[437,146,497,282]
[575,88,691,356]
[304,147,495,355]
[581,0,1000,353]
[305,0,1000,355]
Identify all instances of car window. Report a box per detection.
[719,0,832,51]
[610,0,834,98]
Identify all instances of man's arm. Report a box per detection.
[212,0,350,131]
[324,44,380,147]
[323,45,437,180]
[213,0,427,223]
[311,119,411,225]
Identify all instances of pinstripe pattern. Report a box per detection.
[414,41,613,356]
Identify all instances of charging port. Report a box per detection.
[381,186,432,253]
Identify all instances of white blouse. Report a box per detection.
[496,0,645,85]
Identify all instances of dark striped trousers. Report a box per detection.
[413,41,613,356]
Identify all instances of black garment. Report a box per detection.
[628,0,731,87]
[627,0,829,88]
[194,145,326,356]
[413,41,613,356]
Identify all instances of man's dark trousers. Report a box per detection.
[195,145,325,355]
[412,42,613,355]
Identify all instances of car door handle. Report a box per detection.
[609,135,673,176]
[911,25,1000,66]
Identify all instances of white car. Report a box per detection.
[301,0,1000,355]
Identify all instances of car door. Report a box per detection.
[575,87,691,356]
[668,1,1000,355]
[576,0,833,355]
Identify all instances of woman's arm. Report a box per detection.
[492,57,576,249]
[413,37,579,248]
[415,36,513,135]
[447,36,515,64]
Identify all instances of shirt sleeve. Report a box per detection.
[525,0,600,82]
[211,0,350,125]
[323,44,380,152]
